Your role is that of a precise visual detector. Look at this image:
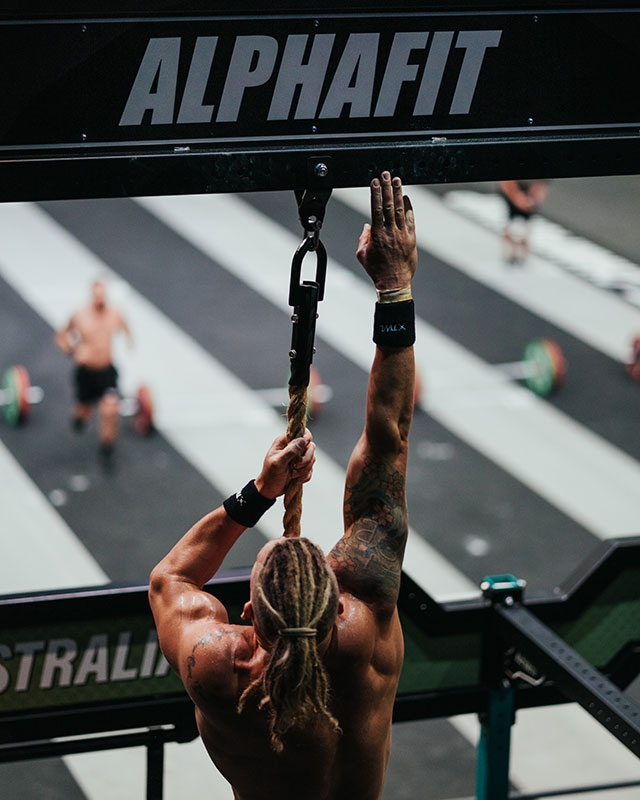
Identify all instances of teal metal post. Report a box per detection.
[476,680,516,800]
[476,575,524,800]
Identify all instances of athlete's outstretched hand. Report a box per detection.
[357,171,417,291]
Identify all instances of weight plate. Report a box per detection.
[133,384,154,436]
[522,339,559,397]
[14,365,31,421]
[2,365,30,425]
[626,336,640,383]
[541,339,566,389]
[2,367,19,425]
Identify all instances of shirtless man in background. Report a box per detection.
[499,179,549,265]
[149,171,417,799]
[55,279,132,467]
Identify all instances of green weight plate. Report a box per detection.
[2,367,19,425]
[2,365,31,426]
[522,339,557,397]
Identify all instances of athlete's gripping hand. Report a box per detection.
[356,171,417,291]
[255,429,316,500]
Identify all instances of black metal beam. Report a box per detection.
[0,5,639,199]
[1,133,639,202]
[494,603,640,758]
[0,725,184,763]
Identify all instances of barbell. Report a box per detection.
[0,363,334,434]
[510,338,566,397]
[1,365,154,435]
[423,338,567,400]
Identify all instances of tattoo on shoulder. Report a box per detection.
[187,627,242,690]
[331,455,408,605]
[186,633,213,681]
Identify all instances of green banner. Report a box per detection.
[0,613,182,713]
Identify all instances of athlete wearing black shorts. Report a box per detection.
[56,280,132,468]
[74,364,119,405]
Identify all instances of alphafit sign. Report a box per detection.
[0,11,637,155]
[119,29,502,133]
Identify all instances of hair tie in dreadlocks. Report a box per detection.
[279,627,317,638]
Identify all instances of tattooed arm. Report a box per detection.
[328,172,416,613]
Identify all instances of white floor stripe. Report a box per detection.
[138,193,640,540]
[0,440,107,595]
[339,186,640,363]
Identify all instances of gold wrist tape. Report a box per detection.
[377,285,412,304]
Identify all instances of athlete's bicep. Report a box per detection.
[150,580,229,673]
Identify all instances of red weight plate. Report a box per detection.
[626,336,640,383]
[541,339,567,390]
[134,384,154,436]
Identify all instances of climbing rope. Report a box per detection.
[283,188,331,537]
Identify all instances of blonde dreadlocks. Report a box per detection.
[238,537,341,751]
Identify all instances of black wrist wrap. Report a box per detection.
[223,480,276,528]
[373,300,416,347]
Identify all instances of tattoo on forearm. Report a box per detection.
[331,455,408,604]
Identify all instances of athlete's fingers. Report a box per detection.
[404,195,415,233]
[292,457,316,479]
[291,454,316,484]
[370,178,383,228]
[392,176,405,229]
[380,171,394,226]
[292,441,316,471]
[277,437,308,468]
[357,223,371,252]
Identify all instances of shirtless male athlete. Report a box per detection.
[149,171,417,800]
[55,279,132,467]
[499,178,549,265]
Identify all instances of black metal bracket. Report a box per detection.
[494,602,640,758]
[294,186,333,254]
[288,188,331,388]
[480,572,640,760]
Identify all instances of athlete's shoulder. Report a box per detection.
[182,622,254,704]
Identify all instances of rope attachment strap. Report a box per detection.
[284,188,331,538]
[288,189,330,388]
